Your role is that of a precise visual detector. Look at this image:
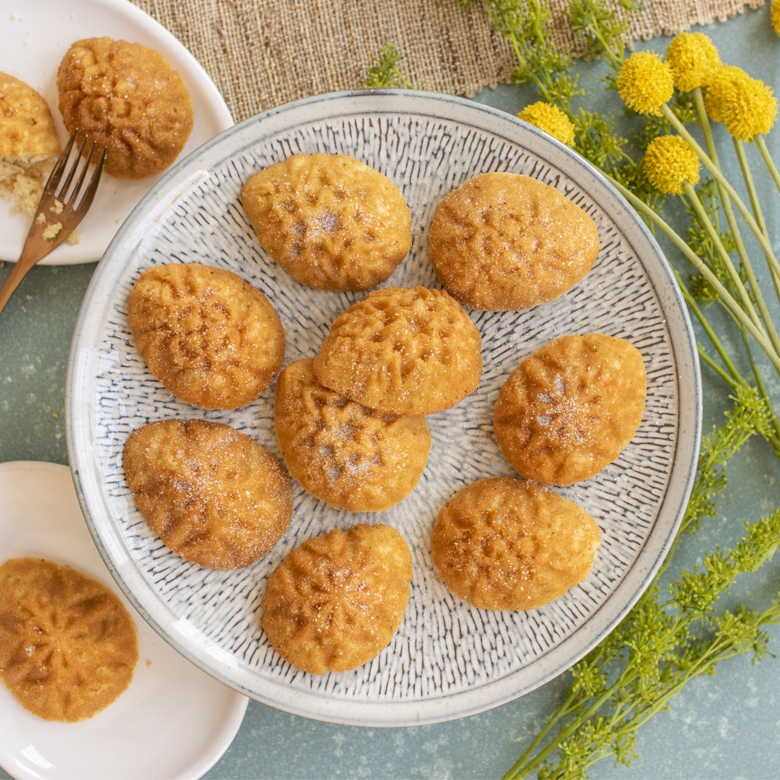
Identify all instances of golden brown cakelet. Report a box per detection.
[275,359,431,512]
[128,263,285,410]
[0,557,138,722]
[57,37,194,179]
[431,477,601,610]
[428,172,600,311]
[0,72,61,215]
[241,153,412,291]
[494,333,647,486]
[261,523,413,674]
[123,419,293,569]
[313,286,483,415]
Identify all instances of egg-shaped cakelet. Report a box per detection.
[313,285,483,415]
[431,477,602,610]
[123,419,293,569]
[494,333,647,486]
[0,557,138,722]
[128,263,285,410]
[261,523,413,674]
[57,37,193,179]
[242,153,412,291]
[274,359,431,512]
[429,172,600,311]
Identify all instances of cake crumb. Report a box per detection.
[42,222,62,240]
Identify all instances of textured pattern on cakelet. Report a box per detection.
[57,37,193,179]
[494,333,647,486]
[261,524,413,674]
[431,478,602,610]
[429,172,599,311]
[123,419,293,569]
[128,263,285,410]
[242,153,411,291]
[0,558,138,722]
[275,358,431,511]
[313,286,483,415]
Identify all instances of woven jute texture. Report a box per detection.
[130,0,764,123]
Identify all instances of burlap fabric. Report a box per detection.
[130,0,764,123]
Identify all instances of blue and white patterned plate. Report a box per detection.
[66,90,701,727]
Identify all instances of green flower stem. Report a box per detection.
[501,689,580,779]
[507,525,780,780]
[503,671,633,780]
[698,344,740,389]
[735,137,780,304]
[735,139,765,231]
[692,89,780,354]
[682,183,765,335]
[673,273,780,448]
[503,28,554,106]
[588,24,622,69]
[608,175,780,373]
[506,584,778,780]
[733,136,780,307]
[661,105,780,286]
[673,270,743,383]
[613,602,780,732]
[756,133,780,200]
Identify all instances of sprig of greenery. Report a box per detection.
[568,0,641,64]
[365,44,417,89]
[505,389,776,780]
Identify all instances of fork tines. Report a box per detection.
[46,130,107,214]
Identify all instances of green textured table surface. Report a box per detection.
[2,6,780,780]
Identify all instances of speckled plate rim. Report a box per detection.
[65,89,702,727]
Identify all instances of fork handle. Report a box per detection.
[0,247,42,316]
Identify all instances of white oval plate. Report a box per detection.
[0,0,233,264]
[66,90,702,727]
[0,461,247,780]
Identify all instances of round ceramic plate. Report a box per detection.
[66,90,702,727]
[0,461,248,780]
[0,0,233,264]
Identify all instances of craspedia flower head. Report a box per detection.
[617,51,674,116]
[703,65,778,140]
[518,102,575,146]
[772,0,780,36]
[644,135,700,195]
[665,32,721,91]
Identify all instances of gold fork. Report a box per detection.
[0,130,106,316]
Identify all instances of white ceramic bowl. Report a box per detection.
[66,89,702,727]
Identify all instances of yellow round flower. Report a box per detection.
[665,32,721,91]
[772,0,780,36]
[644,135,700,195]
[616,51,674,116]
[518,102,575,146]
[703,65,778,140]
